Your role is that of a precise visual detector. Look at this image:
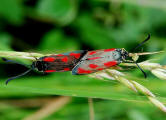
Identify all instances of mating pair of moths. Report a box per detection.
[3,35,151,84]
[34,48,124,74]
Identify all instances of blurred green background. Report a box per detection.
[0,0,166,119]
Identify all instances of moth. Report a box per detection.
[72,34,151,77]
[2,50,87,84]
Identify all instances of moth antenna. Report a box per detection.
[2,57,28,68]
[135,61,147,78]
[5,69,32,85]
[133,34,151,52]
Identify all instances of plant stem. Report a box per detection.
[0,51,47,60]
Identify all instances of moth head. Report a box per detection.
[120,48,129,61]
[31,60,45,72]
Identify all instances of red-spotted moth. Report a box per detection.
[2,50,87,84]
[72,34,151,77]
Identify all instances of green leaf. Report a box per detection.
[1,72,166,104]
[36,0,77,25]
[74,14,118,49]
[38,30,80,52]
[0,33,12,51]
[0,0,24,24]
[128,110,150,120]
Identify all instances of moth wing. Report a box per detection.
[72,58,118,75]
[72,49,120,75]
[43,55,78,72]
[40,50,87,72]
[51,50,87,60]
[40,50,87,61]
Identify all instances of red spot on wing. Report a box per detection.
[70,53,81,59]
[43,57,55,62]
[78,68,92,74]
[104,48,115,52]
[57,54,64,56]
[87,57,101,60]
[45,70,56,72]
[104,61,117,67]
[88,51,96,55]
[61,57,68,62]
[97,68,104,71]
[89,64,98,69]
[64,68,70,71]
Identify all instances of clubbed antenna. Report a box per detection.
[5,69,32,85]
[135,62,147,78]
[130,34,150,78]
[133,34,151,52]
[2,58,32,85]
